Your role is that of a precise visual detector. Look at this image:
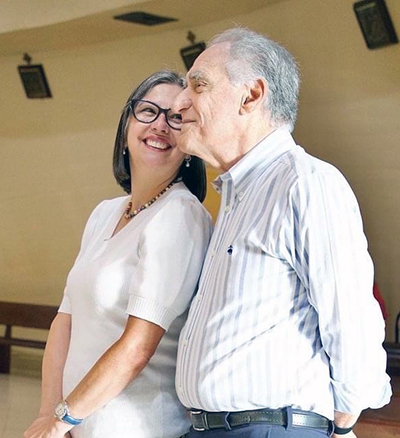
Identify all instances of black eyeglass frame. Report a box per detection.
[129,99,182,131]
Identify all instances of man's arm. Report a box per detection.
[287,169,391,417]
[333,411,359,437]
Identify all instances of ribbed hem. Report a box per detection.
[58,296,71,314]
[126,295,178,330]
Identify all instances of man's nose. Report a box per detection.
[172,88,191,114]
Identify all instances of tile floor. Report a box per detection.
[0,349,42,438]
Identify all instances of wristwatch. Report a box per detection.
[333,422,356,435]
[54,400,83,425]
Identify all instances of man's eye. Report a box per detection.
[192,82,206,90]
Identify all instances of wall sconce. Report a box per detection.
[180,31,206,71]
[18,53,52,99]
[353,0,398,49]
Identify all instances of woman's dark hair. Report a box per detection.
[113,70,207,202]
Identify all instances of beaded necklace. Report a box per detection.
[124,179,180,220]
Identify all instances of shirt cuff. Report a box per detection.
[332,378,392,413]
[126,295,178,331]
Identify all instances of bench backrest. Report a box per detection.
[0,301,58,330]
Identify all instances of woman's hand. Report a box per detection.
[23,415,72,438]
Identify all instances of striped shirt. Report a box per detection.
[176,128,391,420]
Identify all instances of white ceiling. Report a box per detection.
[0,0,287,57]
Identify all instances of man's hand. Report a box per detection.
[24,415,72,438]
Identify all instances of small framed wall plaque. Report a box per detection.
[353,0,398,49]
[180,42,206,71]
[18,64,52,98]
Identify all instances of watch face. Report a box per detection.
[55,402,67,417]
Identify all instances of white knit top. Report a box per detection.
[59,182,212,438]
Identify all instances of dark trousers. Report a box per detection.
[184,423,332,437]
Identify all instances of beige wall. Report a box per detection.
[1,0,399,340]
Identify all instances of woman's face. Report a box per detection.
[126,83,185,179]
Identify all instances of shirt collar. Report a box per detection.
[212,128,297,196]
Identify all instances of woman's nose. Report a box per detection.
[151,113,169,132]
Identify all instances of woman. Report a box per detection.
[24,70,212,438]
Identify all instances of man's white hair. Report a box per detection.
[209,27,300,132]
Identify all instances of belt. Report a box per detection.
[189,408,331,432]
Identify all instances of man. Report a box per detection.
[173,28,391,438]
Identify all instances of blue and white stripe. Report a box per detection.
[176,129,391,419]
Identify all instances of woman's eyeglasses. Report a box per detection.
[129,99,182,131]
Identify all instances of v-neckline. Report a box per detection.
[104,183,181,242]
[104,196,133,241]
[110,214,130,239]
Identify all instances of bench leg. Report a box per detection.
[0,325,11,373]
[0,344,11,373]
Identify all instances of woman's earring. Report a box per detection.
[123,147,127,156]
[184,156,191,168]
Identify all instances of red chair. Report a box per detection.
[373,282,387,320]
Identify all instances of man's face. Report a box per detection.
[173,43,244,170]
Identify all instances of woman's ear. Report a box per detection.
[239,78,267,114]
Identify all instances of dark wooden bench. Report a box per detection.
[385,342,400,376]
[0,301,58,373]
[384,311,400,376]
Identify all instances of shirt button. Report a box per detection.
[238,192,244,201]
[182,339,188,347]
[225,205,231,212]
[210,251,215,257]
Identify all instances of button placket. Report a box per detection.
[182,177,234,342]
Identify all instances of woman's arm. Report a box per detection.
[67,315,164,417]
[39,313,72,416]
[24,315,164,438]
[23,313,72,438]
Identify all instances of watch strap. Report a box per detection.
[62,413,83,426]
[333,423,356,435]
[55,400,83,426]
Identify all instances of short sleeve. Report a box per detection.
[58,286,71,314]
[58,200,107,315]
[126,196,212,330]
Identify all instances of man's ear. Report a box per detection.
[239,78,267,114]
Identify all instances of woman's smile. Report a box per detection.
[143,135,172,151]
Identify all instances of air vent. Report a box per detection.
[114,11,177,26]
